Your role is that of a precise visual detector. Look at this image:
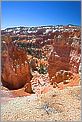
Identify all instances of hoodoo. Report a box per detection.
[48,39,71,80]
[48,31,81,84]
[1,36,32,90]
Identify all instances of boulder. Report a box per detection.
[24,82,33,93]
[50,70,73,86]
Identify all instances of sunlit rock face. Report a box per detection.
[48,32,81,83]
[48,41,71,80]
[69,43,81,74]
[1,36,32,90]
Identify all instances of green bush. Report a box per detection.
[38,64,47,74]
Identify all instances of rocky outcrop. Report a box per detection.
[1,36,32,90]
[48,34,81,84]
[69,42,81,73]
[48,41,71,79]
[24,82,33,93]
[30,71,49,94]
[50,70,73,87]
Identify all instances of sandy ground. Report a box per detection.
[1,85,81,121]
[1,73,81,121]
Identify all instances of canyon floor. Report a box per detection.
[1,73,81,121]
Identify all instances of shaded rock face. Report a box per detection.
[1,36,32,90]
[30,58,38,71]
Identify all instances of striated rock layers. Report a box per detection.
[1,36,32,90]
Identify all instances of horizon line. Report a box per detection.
[1,24,80,30]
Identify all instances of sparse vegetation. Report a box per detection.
[38,64,47,74]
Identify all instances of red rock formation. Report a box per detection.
[48,41,71,79]
[24,82,33,93]
[50,70,73,87]
[48,33,81,84]
[69,44,81,73]
[1,36,32,90]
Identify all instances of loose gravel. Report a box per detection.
[1,86,81,121]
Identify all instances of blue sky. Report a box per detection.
[1,1,81,29]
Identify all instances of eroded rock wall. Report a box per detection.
[48,41,71,79]
[1,36,32,90]
[48,32,81,83]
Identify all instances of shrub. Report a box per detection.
[38,64,47,74]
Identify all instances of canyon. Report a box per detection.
[1,25,81,91]
[1,25,81,121]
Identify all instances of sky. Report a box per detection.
[1,1,81,29]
